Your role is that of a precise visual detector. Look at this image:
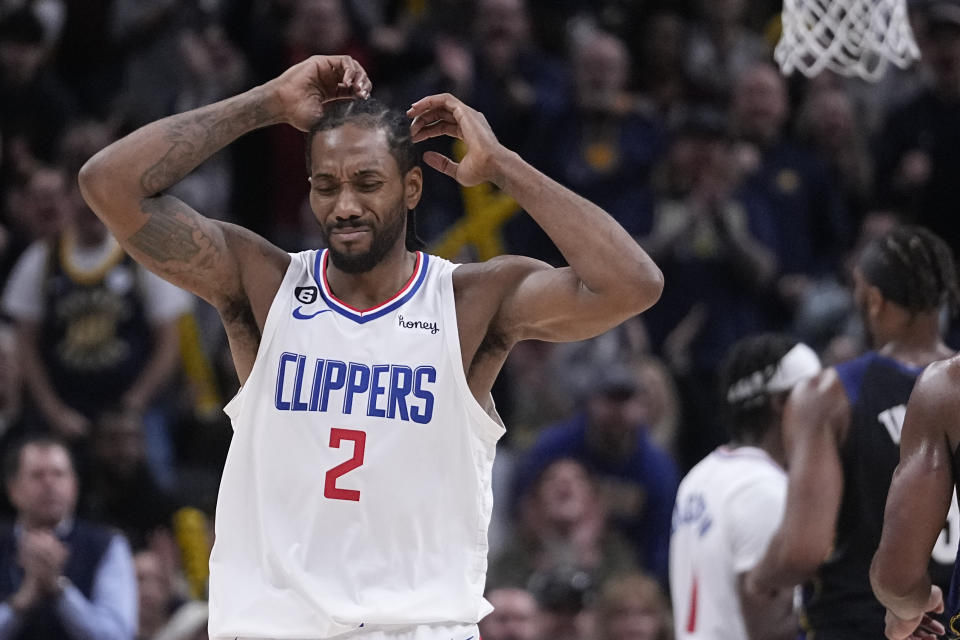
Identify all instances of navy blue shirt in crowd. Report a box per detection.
[877,88,960,253]
[512,411,680,586]
[738,141,851,277]
[0,520,136,640]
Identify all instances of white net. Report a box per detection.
[775,0,921,82]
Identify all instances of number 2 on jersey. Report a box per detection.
[324,428,366,501]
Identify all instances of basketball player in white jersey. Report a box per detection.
[670,334,822,640]
[76,56,665,640]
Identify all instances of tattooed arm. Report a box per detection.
[78,55,371,308]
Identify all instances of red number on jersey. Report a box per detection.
[686,574,698,633]
[324,428,366,501]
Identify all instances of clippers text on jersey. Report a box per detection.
[274,352,436,423]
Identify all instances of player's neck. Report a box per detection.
[877,314,952,367]
[324,244,418,311]
[759,428,786,468]
[731,429,785,468]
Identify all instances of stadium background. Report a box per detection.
[0,0,958,638]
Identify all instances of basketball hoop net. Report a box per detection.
[775,0,921,82]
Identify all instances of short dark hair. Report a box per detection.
[858,225,960,317]
[305,99,424,251]
[719,333,800,444]
[305,99,417,174]
[3,435,74,484]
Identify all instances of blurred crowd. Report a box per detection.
[0,0,959,638]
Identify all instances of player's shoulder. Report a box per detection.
[914,354,960,407]
[711,453,786,509]
[727,459,786,496]
[452,254,550,297]
[679,452,783,524]
[922,353,960,381]
[899,354,960,445]
[677,452,718,492]
[453,254,548,279]
[691,448,783,486]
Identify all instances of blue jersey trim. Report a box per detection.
[311,250,430,324]
[835,351,925,406]
[835,352,876,407]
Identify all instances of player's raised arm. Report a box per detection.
[748,371,847,591]
[870,358,960,640]
[78,55,371,306]
[408,93,663,343]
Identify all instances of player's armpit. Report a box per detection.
[489,254,659,344]
[124,196,287,312]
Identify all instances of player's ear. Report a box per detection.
[404,166,423,210]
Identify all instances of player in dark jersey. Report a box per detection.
[748,226,960,640]
[870,354,960,640]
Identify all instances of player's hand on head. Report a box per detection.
[407,93,507,187]
[267,55,372,132]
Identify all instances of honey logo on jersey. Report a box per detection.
[398,314,439,334]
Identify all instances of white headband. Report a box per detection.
[726,343,822,404]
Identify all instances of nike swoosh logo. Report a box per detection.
[292,306,331,319]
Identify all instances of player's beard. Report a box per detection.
[322,200,407,274]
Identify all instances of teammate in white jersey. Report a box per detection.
[670,334,821,640]
[75,55,665,639]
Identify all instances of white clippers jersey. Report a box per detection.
[209,250,504,639]
[669,447,787,640]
